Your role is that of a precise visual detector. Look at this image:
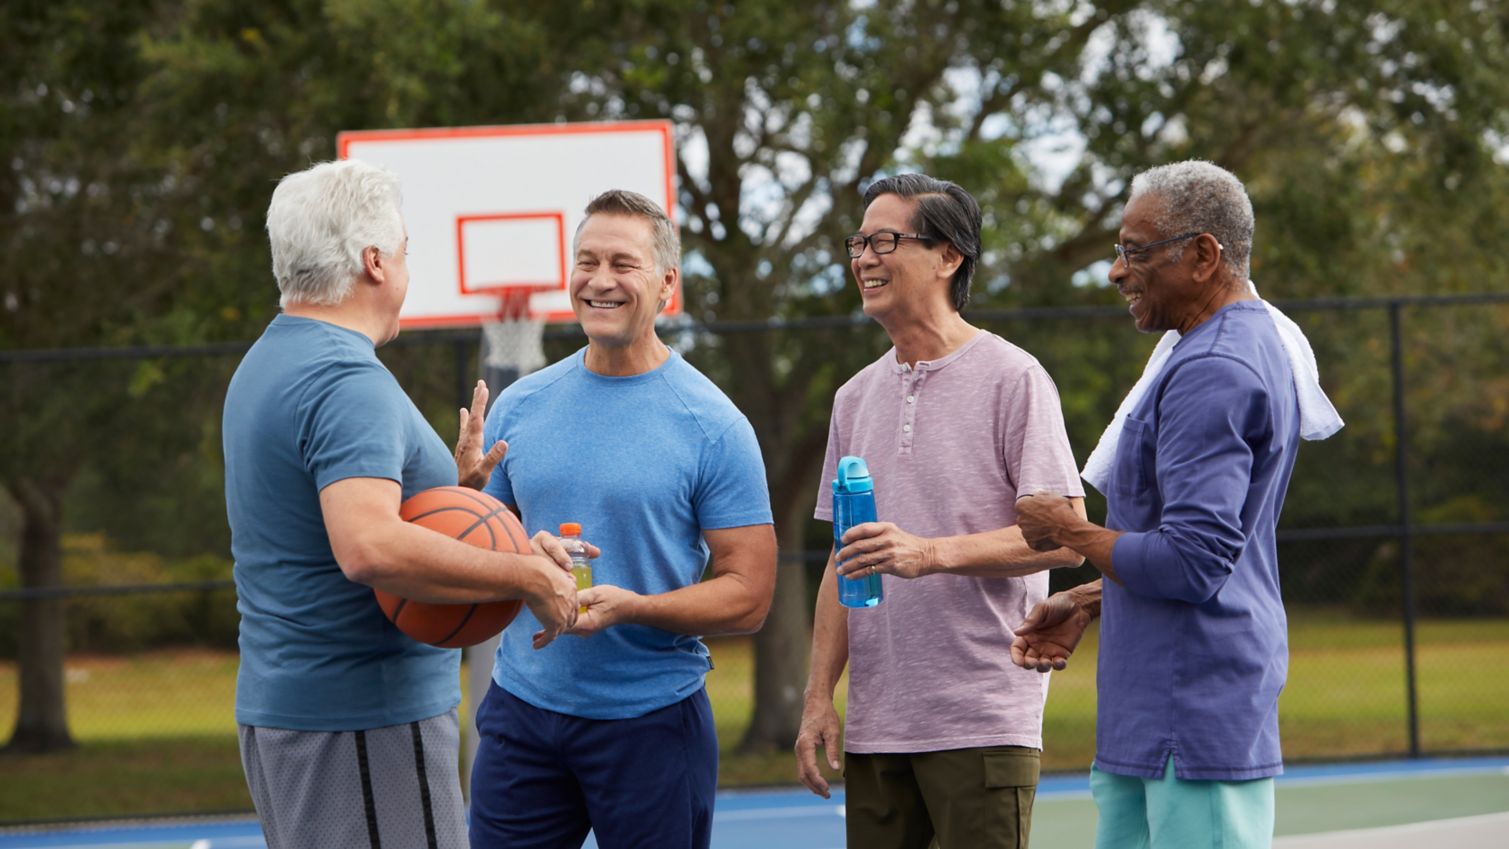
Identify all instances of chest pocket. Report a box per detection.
[1110,415,1157,507]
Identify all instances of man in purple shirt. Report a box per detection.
[1014,161,1338,849]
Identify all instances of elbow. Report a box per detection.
[729,596,772,635]
[1053,548,1086,570]
[1184,570,1231,604]
[1166,558,1232,604]
[333,539,388,587]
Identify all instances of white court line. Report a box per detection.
[1272,810,1509,849]
[1277,763,1509,789]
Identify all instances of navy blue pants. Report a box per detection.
[469,682,718,849]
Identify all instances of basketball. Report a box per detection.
[373,486,528,648]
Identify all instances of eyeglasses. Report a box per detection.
[1113,232,1201,266]
[844,231,936,259]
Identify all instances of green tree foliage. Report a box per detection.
[5,0,1507,755]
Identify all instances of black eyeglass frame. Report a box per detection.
[1113,231,1202,266]
[843,231,937,259]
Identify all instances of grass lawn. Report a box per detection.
[1,611,1506,822]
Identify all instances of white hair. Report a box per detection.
[266,159,405,308]
[1128,160,1254,278]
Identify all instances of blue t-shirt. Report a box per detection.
[223,314,459,731]
[483,348,773,719]
[1099,301,1300,780]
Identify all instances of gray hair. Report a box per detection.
[575,189,680,276]
[862,173,982,311]
[266,159,405,308]
[1128,160,1254,278]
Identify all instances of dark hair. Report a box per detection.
[576,189,680,274]
[861,173,982,310]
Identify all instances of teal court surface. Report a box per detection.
[2,757,1506,848]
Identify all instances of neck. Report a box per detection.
[881,309,978,367]
[1178,275,1256,335]
[583,335,670,376]
[283,301,388,345]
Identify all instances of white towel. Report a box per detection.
[1080,281,1344,495]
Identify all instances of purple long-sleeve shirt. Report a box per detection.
[1098,301,1300,781]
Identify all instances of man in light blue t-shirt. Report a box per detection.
[470,190,777,849]
[223,159,578,849]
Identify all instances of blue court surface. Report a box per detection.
[2,757,1506,849]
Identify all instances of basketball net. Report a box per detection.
[479,290,546,393]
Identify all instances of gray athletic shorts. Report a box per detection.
[238,710,467,849]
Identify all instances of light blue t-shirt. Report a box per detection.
[223,314,459,731]
[483,348,773,719]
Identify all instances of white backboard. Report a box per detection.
[338,121,679,328]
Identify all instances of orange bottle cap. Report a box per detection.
[559,522,582,536]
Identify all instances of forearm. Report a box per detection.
[803,552,849,701]
[340,521,543,604]
[617,569,772,636]
[928,497,1089,578]
[929,525,1085,578]
[1064,578,1104,619]
[1054,519,1123,584]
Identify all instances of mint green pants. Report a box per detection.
[1090,756,1274,849]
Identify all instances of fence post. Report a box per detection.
[1387,300,1421,758]
[454,337,471,413]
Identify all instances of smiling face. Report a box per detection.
[850,193,955,324]
[1110,194,1208,334]
[570,213,675,353]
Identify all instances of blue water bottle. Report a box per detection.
[833,456,883,608]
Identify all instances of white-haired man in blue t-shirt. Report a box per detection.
[223,159,578,849]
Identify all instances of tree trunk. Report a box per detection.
[740,487,816,752]
[3,479,75,754]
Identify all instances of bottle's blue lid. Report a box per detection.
[834,455,873,493]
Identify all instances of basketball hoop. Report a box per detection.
[479,290,547,396]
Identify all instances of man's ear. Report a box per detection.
[1192,233,1224,283]
[657,264,679,311]
[361,245,385,285]
[938,242,965,281]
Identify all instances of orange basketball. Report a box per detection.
[373,486,528,648]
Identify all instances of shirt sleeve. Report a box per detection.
[481,392,517,509]
[301,363,410,491]
[813,411,842,523]
[693,416,774,530]
[1111,355,1271,603]
[1001,364,1086,500]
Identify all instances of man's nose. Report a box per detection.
[1108,260,1126,286]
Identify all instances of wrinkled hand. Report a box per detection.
[794,699,843,798]
[521,538,578,649]
[565,584,639,638]
[1010,592,1091,672]
[833,522,936,580]
[1016,492,1076,553]
[455,380,509,490]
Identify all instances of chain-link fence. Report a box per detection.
[1,294,1506,824]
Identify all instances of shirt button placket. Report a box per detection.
[900,373,919,452]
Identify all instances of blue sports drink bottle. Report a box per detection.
[833,456,883,608]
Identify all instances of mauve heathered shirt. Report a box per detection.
[815,331,1084,753]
